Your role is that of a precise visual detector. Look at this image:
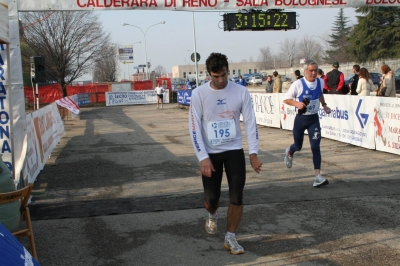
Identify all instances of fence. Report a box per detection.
[24,78,173,104]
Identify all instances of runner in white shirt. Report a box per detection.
[189,53,262,255]
[283,60,332,188]
[154,84,165,109]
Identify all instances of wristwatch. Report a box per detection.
[322,103,327,106]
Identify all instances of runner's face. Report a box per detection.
[210,67,228,90]
[305,64,318,82]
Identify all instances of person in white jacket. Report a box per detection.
[356,68,374,96]
[189,52,262,255]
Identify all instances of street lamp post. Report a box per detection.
[122,21,166,80]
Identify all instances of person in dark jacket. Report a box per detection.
[350,65,360,95]
[323,62,346,94]
[265,75,274,93]
[294,70,304,80]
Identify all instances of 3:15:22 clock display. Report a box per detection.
[224,12,296,31]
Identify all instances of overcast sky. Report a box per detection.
[83,8,358,80]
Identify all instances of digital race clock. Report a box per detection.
[224,11,296,31]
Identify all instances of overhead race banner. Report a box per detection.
[16,0,400,11]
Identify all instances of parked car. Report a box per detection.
[344,72,381,90]
[248,75,263,86]
[395,68,400,93]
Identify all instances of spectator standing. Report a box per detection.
[380,64,396,97]
[236,75,247,87]
[283,60,332,188]
[350,65,361,95]
[317,69,327,94]
[186,79,191,89]
[356,68,374,96]
[323,62,346,94]
[154,83,165,109]
[190,78,197,89]
[0,155,20,232]
[272,71,282,93]
[294,70,304,80]
[189,52,262,255]
[265,75,274,93]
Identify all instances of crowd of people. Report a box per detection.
[263,62,397,98]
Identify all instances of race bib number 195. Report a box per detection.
[207,119,236,146]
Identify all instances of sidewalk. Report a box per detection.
[29,104,400,265]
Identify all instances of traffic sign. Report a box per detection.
[191,52,200,62]
[122,61,133,64]
[138,64,146,68]
[119,55,133,61]
[118,48,133,54]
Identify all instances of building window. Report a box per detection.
[200,71,203,74]
[238,69,241,75]
[254,69,257,73]
[189,72,192,75]
[228,70,230,75]
[249,69,252,74]
[233,70,236,75]
[183,72,186,78]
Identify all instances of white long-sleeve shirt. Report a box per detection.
[189,80,259,162]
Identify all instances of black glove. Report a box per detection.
[298,98,310,115]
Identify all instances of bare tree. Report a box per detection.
[20,11,111,96]
[297,35,324,63]
[258,47,274,70]
[278,38,298,68]
[153,65,166,78]
[93,45,117,82]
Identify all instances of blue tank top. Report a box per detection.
[299,78,322,115]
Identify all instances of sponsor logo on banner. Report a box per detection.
[355,99,369,128]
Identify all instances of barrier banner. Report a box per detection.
[279,93,297,131]
[250,93,280,128]
[32,104,64,165]
[106,90,169,106]
[0,2,8,44]
[77,93,91,105]
[177,89,192,106]
[373,97,400,155]
[318,95,375,149]
[56,96,80,114]
[23,114,42,183]
[23,103,64,183]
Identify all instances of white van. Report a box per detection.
[248,75,262,86]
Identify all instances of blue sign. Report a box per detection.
[77,93,91,106]
[177,89,192,106]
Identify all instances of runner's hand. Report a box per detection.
[250,154,262,173]
[200,158,215,177]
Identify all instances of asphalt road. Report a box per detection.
[28,103,400,266]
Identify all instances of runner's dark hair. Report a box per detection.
[206,53,229,74]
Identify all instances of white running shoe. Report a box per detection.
[284,147,293,169]
[313,174,329,188]
[205,217,217,234]
[224,236,244,255]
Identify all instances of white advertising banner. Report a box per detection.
[23,114,42,183]
[23,103,64,183]
[16,0,400,11]
[319,95,375,149]
[31,103,64,166]
[0,2,8,44]
[279,93,296,131]
[251,93,280,128]
[106,90,170,106]
[372,97,400,155]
